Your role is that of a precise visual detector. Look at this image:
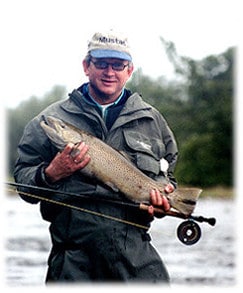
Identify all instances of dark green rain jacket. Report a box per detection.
[14,84,178,282]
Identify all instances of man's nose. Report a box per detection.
[104,64,115,74]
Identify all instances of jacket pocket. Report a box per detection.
[123,130,165,176]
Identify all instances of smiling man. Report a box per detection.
[83,57,133,103]
[14,30,178,283]
[83,32,134,104]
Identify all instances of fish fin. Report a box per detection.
[167,188,202,216]
[105,181,119,193]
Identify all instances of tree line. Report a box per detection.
[6,40,234,188]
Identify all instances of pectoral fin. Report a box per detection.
[105,181,119,193]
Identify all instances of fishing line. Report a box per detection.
[5,186,149,230]
[5,181,216,230]
[6,181,141,208]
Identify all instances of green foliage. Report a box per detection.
[128,45,234,187]
[7,85,67,175]
[178,48,233,187]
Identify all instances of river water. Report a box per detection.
[3,194,237,287]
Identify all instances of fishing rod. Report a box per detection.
[5,181,150,230]
[5,181,215,224]
[6,181,149,211]
[5,181,216,245]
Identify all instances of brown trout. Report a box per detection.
[40,116,201,216]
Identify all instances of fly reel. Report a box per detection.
[177,220,201,245]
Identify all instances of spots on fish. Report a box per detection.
[41,116,201,215]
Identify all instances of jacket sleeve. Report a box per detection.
[156,111,178,188]
[163,126,178,188]
[14,116,60,204]
[13,114,102,209]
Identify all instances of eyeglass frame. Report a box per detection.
[89,59,130,72]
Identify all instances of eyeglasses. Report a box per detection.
[90,60,129,72]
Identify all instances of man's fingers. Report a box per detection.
[147,205,154,216]
[164,183,175,194]
[75,154,91,168]
[72,142,90,165]
[150,189,163,206]
[162,195,170,212]
[62,143,75,156]
[149,189,171,217]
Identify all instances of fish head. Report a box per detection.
[40,116,82,149]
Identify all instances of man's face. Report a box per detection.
[83,57,133,104]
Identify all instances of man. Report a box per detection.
[14,31,178,283]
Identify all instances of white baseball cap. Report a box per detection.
[87,30,132,61]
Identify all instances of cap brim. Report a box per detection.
[90,49,132,61]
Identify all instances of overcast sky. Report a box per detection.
[1,0,239,108]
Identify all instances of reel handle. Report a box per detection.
[190,215,216,226]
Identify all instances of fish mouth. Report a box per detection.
[42,116,69,134]
[44,116,63,130]
[40,116,67,149]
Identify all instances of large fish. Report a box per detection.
[40,116,201,216]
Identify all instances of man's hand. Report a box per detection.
[164,183,175,194]
[147,183,175,217]
[45,142,91,183]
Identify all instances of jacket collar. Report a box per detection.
[111,93,154,130]
[62,86,151,113]
[60,85,154,130]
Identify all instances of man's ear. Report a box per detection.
[127,64,134,78]
[82,60,90,77]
